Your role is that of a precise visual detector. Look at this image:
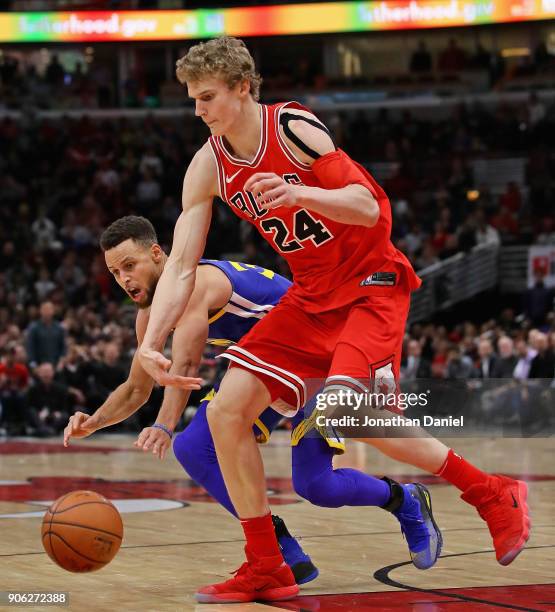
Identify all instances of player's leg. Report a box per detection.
[317,288,443,569]
[198,366,298,603]
[197,300,330,603]
[325,287,530,566]
[291,408,441,570]
[254,408,319,585]
[291,408,390,508]
[207,366,273,518]
[173,397,318,584]
[361,435,531,565]
[173,396,235,514]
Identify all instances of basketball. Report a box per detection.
[41,490,123,573]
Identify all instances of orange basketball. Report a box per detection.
[41,490,123,572]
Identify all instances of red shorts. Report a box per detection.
[220,284,411,416]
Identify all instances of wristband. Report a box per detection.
[152,423,173,439]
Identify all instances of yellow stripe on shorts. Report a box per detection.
[201,388,270,445]
[290,411,345,455]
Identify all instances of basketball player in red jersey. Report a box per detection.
[138,37,530,604]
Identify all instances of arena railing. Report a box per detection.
[409,242,499,323]
[1,88,554,118]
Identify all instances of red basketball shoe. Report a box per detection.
[195,549,299,604]
[461,475,530,565]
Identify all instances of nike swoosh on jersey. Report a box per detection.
[225,169,243,183]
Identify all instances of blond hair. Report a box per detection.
[176,36,262,101]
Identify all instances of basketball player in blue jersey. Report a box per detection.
[64,216,442,578]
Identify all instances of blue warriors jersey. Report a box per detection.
[199,259,290,444]
[200,259,291,347]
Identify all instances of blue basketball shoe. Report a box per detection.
[382,477,443,570]
[272,515,319,584]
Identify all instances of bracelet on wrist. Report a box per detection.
[152,423,173,439]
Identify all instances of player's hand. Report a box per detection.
[133,427,172,460]
[138,347,202,389]
[63,411,100,446]
[244,172,301,210]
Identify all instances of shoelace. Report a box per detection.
[218,562,254,590]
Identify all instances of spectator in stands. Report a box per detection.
[488,51,506,86]
[25,301,66,369]
[474,209,501,246]
[415,243,439,270]
[438,38,467,72]
[492,336,517,378]
[401,339,432,380]
[55,251,87,305]
[536,217,555,245]
[25,362,72,436]
[513,337,536,380]
[45,54,65,88]
[0,52,19,91]
[136,167,162,211]
[524,272,554,327]
[446,345,473,379]
[404,224,425,258]
[34,266,56,302]
[0,343,30,435]
[409,41,433,73]
[59,209,95,250]
[31,208,60,253]
[470,42,491,71]
[499,181,522,214]
[529,332,555,379]
[439,234,460,260]
[527,92,547,129]
[473,338,498,379]
[457,215,478,252]
[0,240,17,270]
[490,206,519,243]
[86,342,127,410]
[139,146,163,177]
[56,342,89,412]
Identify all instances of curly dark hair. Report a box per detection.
[99,216,158,251]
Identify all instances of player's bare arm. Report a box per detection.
[135,265,231,457]
[139,144,218,384]
[244,110,379,227]
[63,309,154,446]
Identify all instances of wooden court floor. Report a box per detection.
[0,434,553,611]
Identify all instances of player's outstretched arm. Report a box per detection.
[245,111,379,227]
[139,145,217,384]
[63,345,154,446]
[135,280,211,459]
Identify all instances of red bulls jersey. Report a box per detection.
[208,101,420,313]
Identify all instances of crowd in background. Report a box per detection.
[1,34,555,111]
[0,298,553,437]
[0,87,554,438]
